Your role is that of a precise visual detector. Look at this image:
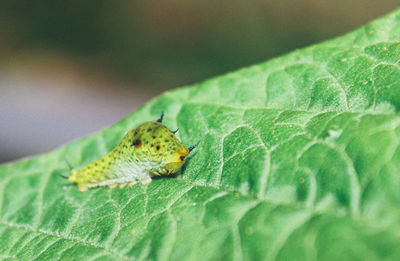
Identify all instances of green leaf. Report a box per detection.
[1,9,400,261]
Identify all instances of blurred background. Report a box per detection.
[0,1,398,163]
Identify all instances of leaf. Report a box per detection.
[1,9,400,261]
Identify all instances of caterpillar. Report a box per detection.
[64,112,199,191]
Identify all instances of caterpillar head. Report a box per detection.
[127,113,198,175]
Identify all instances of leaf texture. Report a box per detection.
[0,9,400,261]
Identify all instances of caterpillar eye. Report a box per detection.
[180,156,186,161]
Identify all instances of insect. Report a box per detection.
[64,112,199,191]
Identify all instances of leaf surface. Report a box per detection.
[1,9,400,261]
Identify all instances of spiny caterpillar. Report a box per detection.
[64,112,199,191]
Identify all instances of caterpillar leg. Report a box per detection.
[128,181,138,187]
[140,178,152,185]
[108,184,118,189]
[78,184,89,192]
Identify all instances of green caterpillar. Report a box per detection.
[65,113,198,191]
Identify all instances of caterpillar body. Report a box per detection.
[66,113,198,191]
